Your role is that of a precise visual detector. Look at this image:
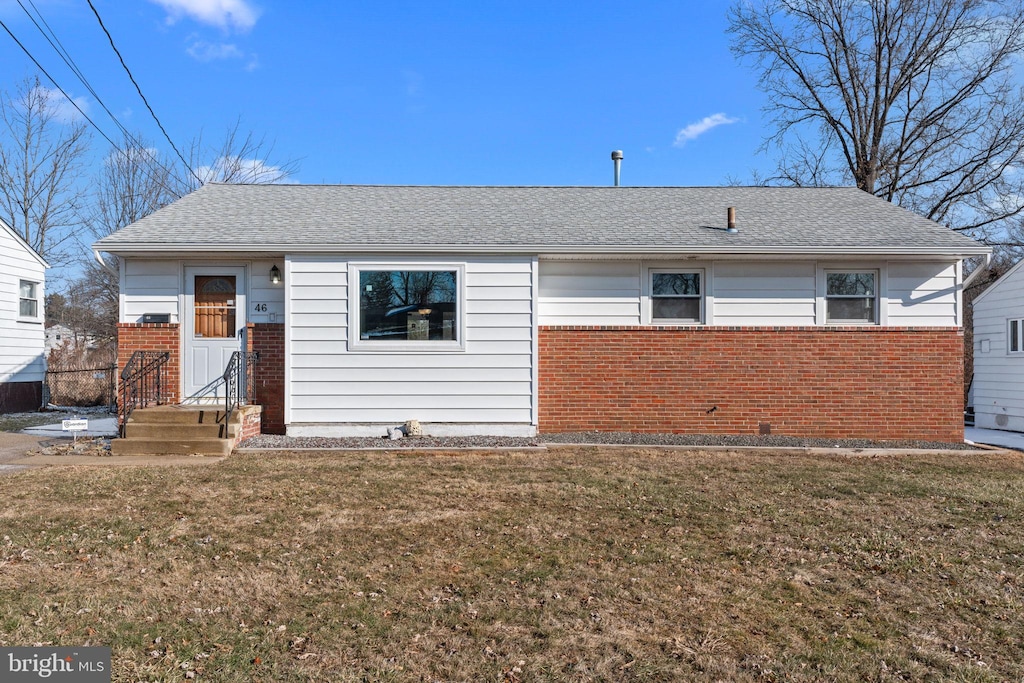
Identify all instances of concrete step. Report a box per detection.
[124,422,238,440]
[129,406,231,425]
[111,437,233,457]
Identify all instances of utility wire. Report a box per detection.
[0,17,121,151]
[86,0,202,186]
[15,0,191,194]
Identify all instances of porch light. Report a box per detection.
[270,265,282,284]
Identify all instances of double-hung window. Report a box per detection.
[825,271,877,324]
[1010,319,1024,353]
[355,267,461,348]
[650,270,703,323]
[18,280,39,319]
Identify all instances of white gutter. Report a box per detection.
[961,252,993,290]
[92,248,119,275]
[91,242,993,257]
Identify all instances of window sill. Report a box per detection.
[350,339,466,353]
[17,318,42,325]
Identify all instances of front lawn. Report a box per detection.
[0,448,1021,681]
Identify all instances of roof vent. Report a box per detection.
[611,150,623,186]
[727,206,738,233]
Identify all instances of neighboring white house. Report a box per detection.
[0,217,48,412]
[45,323,100,354]
[94,184,988,442]
[970,258,1024,432]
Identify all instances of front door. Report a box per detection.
[184,267,246,400]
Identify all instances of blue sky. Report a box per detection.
[0,0,774,187]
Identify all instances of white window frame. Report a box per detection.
[348,262,466,352]
[1009,318,1024,354]
[645,267,706,325]
[18,279,41,321]
[823,269,879,325]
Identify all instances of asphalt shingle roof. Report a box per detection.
[93,183,988,255]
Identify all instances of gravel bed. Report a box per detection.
[238,431,979,451]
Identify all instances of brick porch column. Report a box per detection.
[116,323,181,404]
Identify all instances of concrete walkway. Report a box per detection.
[0,432,50,474]
[965,427,1024,452]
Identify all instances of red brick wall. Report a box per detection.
[248,323,285,434]
[538,326,964,442]
[116,323,181,404]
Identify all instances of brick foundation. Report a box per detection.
[538,326,965,442]
[116,323,181,404]
[248,323,285,434]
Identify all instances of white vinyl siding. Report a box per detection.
[286,256,535,431]
[972,260,1024,432]
[248,260,286,324]
[121,259,287,325]
[540,259,959,328]
[713,261,815,325]
[886,262,959,326]
[122,260,182,322]
[0,222,46,384]
[538,260,641,325]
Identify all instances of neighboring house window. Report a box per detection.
[825,271,877,323]
[1010,319,1024,353]
[650,270,702,323]
[19,280,39,319]
[358,269,459,342]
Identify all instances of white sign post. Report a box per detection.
[62,418,88,444]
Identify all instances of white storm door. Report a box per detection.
[184,267,247,400]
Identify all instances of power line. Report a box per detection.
[85,0,202,186]
[15,0,191,194]
[0,17,121,151]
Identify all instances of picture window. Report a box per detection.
[358,270,458,342]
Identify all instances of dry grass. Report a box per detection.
[1,447,1023,682]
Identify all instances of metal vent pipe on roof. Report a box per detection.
[727,206,738,233]
[611,150,623,186]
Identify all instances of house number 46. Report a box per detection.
[254,303,268,312]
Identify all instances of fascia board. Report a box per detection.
[92,242,992,259]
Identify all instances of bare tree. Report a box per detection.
[0,76,91,265]
[728,0,1024,244]
[77,136,178,347]
[76,122,299,347]
[174,118,300,195]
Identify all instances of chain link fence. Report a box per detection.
[43,365,116,411]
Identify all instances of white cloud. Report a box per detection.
[673,113,739,147]
[34,86,88,124]
[187,40,244,61]
[195,156,286,184]
[150,0,260,31]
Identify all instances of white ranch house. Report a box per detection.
[94,184,987,443]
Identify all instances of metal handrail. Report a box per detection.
[223,350,259,431]
[118,351,170,436]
